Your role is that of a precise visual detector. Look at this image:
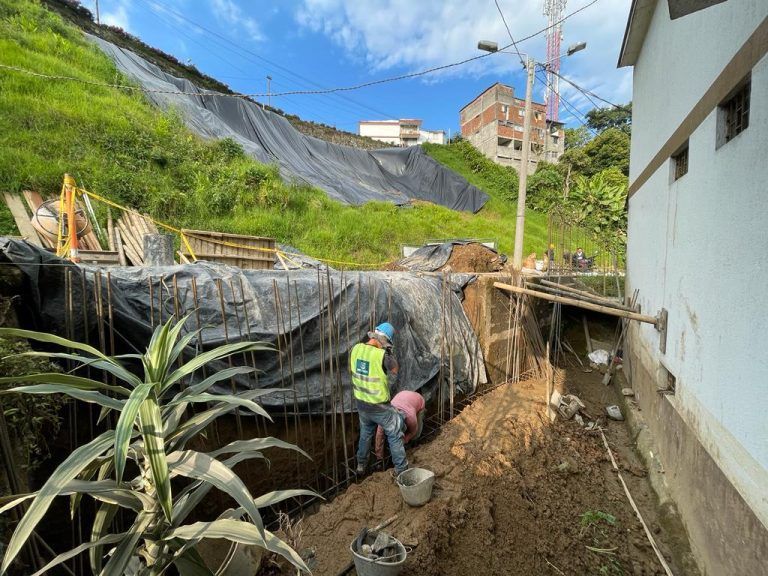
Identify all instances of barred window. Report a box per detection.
[673,146,688,180]
[718,78,750,147]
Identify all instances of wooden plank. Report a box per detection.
[2,192,43,246]
[177,251,191,265]
[77,250,120,264]
[106,209,116,251]
[115,229,128,267]
[494,282,659,326]
[22,190,45,212]
[116,216,143,265]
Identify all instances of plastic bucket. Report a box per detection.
[396,467,435,507]
[350,537,407,576]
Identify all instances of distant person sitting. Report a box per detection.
[574,247,587,269]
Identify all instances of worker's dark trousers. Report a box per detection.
[356,404,408,474]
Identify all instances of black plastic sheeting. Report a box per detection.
[396,241,506,272]
[0,240,486,413]
[88,35,489,213]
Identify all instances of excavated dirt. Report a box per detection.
[384,243,505,273]
[289,373,694,576]
[440,243,505,273]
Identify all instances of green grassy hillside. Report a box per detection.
[0,0,548,267]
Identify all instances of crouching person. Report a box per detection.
[374,390,426,463]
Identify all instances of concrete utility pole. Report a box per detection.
[513,56,536,269]
[95,0,100,24]
[266,75,272,108]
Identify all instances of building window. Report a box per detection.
[672,144,688,180]
[513,140,522,151]
[518,109,524,117]
[717,77,750,148]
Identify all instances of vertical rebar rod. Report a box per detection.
[237,276,263,437]
[158,275,165,325]
[292,279,317,486]
[342,273,356,468]
[215,278,242,437]
[271,279,290,443]
[447,273,454,419]
[327,271,349,482]
[277,277,302,485]
[317,269,328,475]
[438,274,446,424]
[323,271,338,484]
[190,277,220,445]
[148,276,155,329]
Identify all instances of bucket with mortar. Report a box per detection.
[349,536,407,576]
[396,467,435,507]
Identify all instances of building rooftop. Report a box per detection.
[459,82,547,114]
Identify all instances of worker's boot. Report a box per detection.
[355,463,366,476]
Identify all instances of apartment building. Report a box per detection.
[358,119,446,147]
[459,82,564,173]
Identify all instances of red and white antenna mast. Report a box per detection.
[543,0,566,121]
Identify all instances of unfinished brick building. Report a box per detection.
[459,82,565,174]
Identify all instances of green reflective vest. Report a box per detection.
[349,343,389,404]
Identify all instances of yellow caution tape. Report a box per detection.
[78,185,395,269]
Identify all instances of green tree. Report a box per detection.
[528,162,565,212]
[583,128,630,176]
[569,170,628,253]
[0,318,313,575]
[586,103,632,134]
[564,126,591,150]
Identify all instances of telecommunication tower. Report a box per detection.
[543,0,566,121]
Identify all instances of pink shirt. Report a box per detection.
[375,391,426,459]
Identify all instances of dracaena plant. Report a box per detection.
[0,316,315,576]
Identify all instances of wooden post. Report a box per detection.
[494,282,658,326]
[63,174,79,262]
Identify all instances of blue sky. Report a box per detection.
[90,0,633,135]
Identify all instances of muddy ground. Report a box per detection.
[273,348,700,575]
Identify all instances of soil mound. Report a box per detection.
[294,379,680,576]
[440,243,504,273]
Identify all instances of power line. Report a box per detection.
[138,0,399,121]
[0,0,601,100]
[535,70,596,135]
[494,0,526,66]
[549,69,620,108]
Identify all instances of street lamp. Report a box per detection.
[478,39,586,270]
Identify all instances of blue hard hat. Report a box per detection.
[375,322,395,342]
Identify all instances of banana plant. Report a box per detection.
[0,316,316,575]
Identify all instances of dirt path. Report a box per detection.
[293,371,698,576]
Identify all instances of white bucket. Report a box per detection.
[396,467,435,507]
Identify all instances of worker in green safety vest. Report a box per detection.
[351,322,409,477]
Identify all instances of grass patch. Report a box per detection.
[0,0,549,266]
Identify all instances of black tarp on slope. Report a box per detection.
[89,35,489,213]
[0,240,486,412]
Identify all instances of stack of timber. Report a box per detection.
[181,229,275,270]
[2,191,120,264]
[113,210,160,266]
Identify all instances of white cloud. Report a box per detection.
[295,0,633,115]
[209,0,264,42]
[101,1,131,31]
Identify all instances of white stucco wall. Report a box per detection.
[359,122,400,145]
[630,0,768,180]
[627,1,768,527]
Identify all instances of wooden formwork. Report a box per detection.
[181,229,276,270]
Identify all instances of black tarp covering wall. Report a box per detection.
[0,240,486,413]
[88,35,489,213]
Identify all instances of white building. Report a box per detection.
[358,119,445,147]
[619,1,768,574]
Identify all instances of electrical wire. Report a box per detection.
[535,70,597,135]
[0,0,601,99]
[138,0,399,120]
[494,0,526,66]
[550,69,620,108]
[137,0,390,124]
